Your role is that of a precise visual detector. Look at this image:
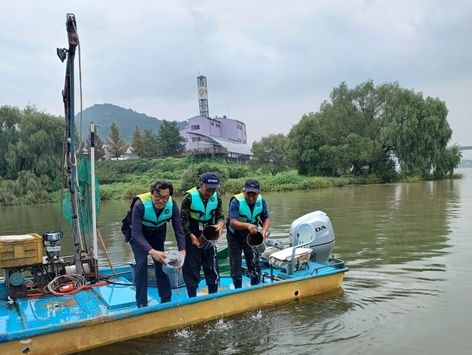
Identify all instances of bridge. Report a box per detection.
[459,146,472,151]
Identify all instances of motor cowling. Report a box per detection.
[289,211,335,263]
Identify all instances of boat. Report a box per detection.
[0,14,348,354]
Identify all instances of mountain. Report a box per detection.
[75,103,187,142]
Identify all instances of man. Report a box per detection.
[129,180,186,307]
[180,172,225,297]
[227,179,271,289]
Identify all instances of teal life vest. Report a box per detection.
[186,187,218,223]
[137,192,173,229]
[228,193,263,233]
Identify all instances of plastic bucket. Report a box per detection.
[129,262,185,289]
[197,225,219,246]
[203,225,219,241]
[162,250,184,275]
[246,232,266,253]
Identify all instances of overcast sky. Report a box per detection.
[1,0,471,147]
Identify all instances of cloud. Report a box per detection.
[1,0,471,145]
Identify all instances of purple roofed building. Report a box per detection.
[179,115,251,159]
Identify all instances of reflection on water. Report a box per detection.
[2,170,472,355]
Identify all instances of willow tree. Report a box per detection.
[288,81,460,180]
[0,105,64,204]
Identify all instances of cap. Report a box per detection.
[200,172,221,189]
[244,179,260,193]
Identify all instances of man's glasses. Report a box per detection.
[153,193,170,202]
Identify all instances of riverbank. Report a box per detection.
[56,157,462,202]
[47,157,364,202]
[3,156,462,205]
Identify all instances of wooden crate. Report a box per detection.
[0,233,43,268]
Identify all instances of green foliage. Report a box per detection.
[251,134,289,176]
[178,162,228,193]
[75,103,187,142]
[142,129,160,158]
[131,126,146,158]
[288,80,460,180]
[157,120,186,157]
[106,122,129,159]
[227,165,250,178]
[0,105,64,205]
[0,171,50,205]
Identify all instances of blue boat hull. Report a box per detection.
[0,260,347,354]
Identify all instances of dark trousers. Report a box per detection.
[182,240,219,297]
[130,237,171,307]
[226,231,261,287]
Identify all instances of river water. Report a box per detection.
[1,169,471,355]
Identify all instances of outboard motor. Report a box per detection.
[289,211,335,263]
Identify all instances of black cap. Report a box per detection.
[244,179,260,193]
[200,172,220,189]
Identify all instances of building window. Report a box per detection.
[211,122,214,126]
[216,123,220,127]
[192,137,201,142]
[191,125,200,130]
[184,138,188,142]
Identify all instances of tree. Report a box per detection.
[0,105,65,204]
[157,120,185,156]
[86,134,106,161]
[106,122,128,159]
[288,80,460,180]
[131,126,146,158]
[251,134,289,176]
[142,129,160,158]
[0,106,21,178]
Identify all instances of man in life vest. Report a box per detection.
[180,172,225,297]
[227,179,271,289]
[129,180,186,307]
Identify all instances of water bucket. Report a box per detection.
[197,225,219,247]
[246,232,266,253]
[162,250,184,276]
[129,262,185,289]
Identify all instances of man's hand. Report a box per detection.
[149,249,166,264]
[179,249,186,261]
[212,221,225,239]
[190,234,202,248]
[247,224,258,234]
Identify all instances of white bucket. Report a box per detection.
[162,250,184,275]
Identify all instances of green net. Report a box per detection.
[63,156,100,241]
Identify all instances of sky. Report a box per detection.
[1,0,471,146]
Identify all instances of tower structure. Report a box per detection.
[197,75,209,118]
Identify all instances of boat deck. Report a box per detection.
[0,260,347,344]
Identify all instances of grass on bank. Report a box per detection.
[93,157,382,202]
[7,156,463,205]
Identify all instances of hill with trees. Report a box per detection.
[75,103,187,142]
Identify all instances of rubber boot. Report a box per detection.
[232,276,242,289]
[187,287,197,298]
[250,276,260,286]
[208,284,218,294]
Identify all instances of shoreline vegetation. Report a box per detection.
[1,81,462,206]
[48,157,462,204]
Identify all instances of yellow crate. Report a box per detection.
[0,233,43,268]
